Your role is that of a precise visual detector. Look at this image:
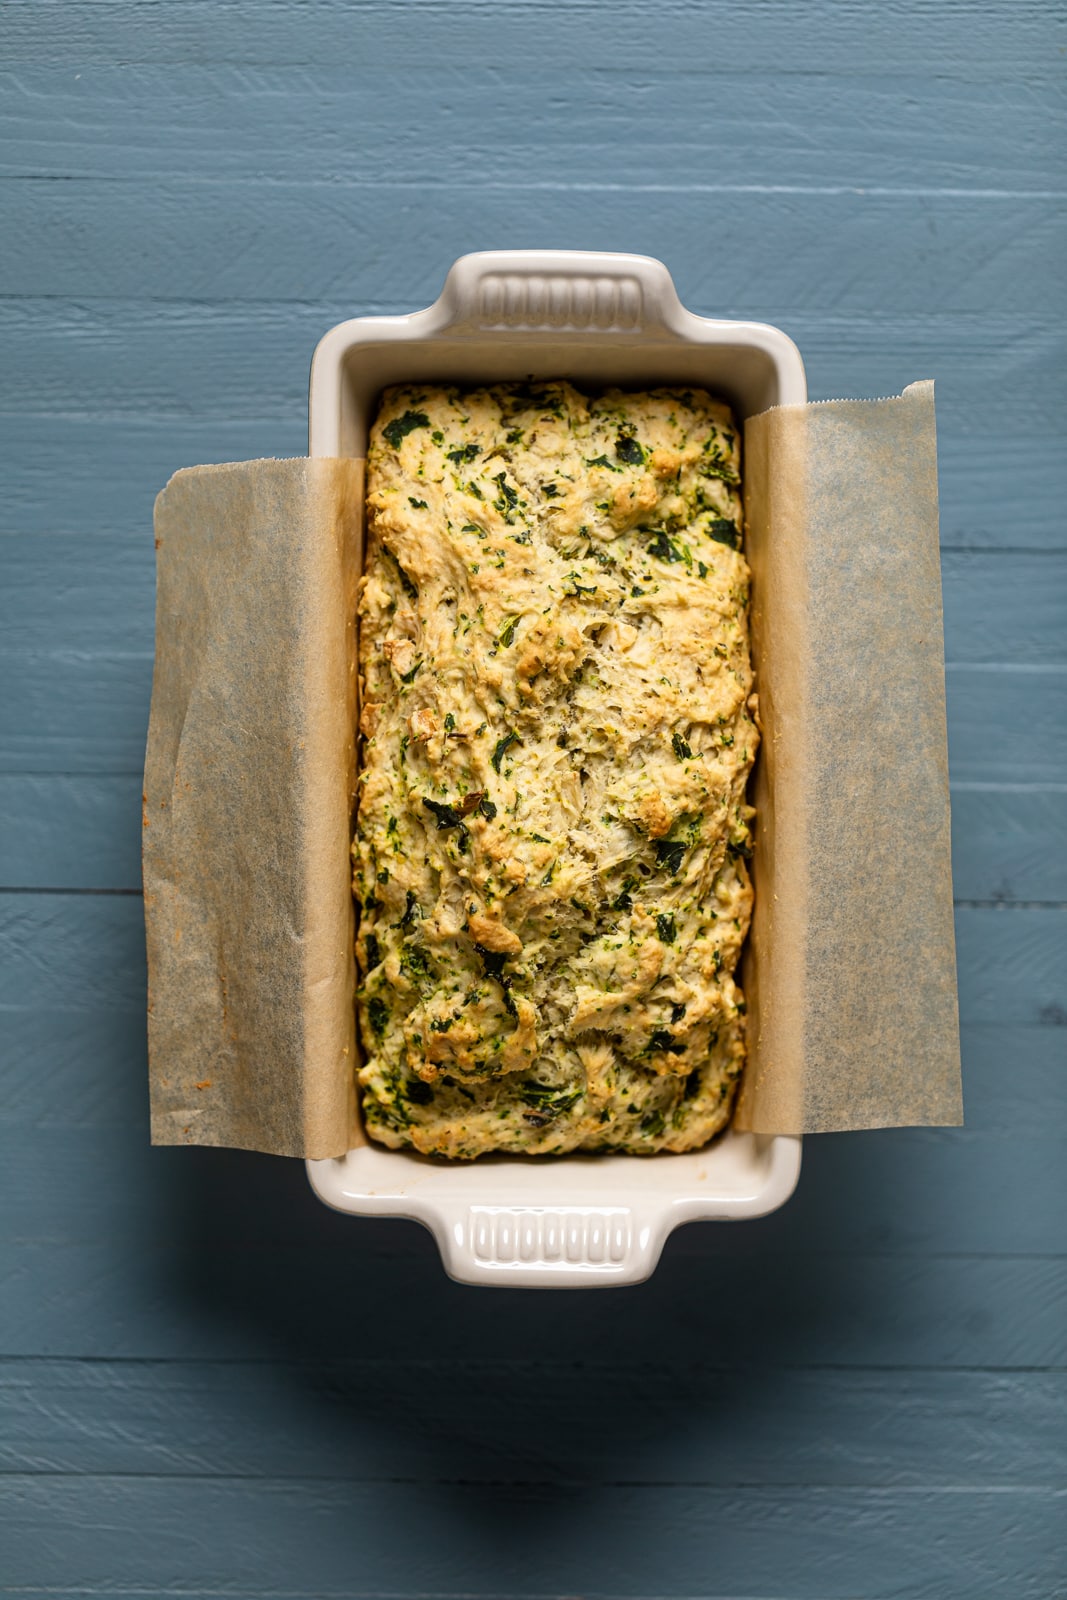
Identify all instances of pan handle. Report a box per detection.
[435,248,686,337]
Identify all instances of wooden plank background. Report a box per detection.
[1,2,1064,1595]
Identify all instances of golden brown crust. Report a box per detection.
[354,381,756,1159]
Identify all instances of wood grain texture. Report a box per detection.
[0,776,145,890]
[5,1118,1067,1259]
[4,1361,1064,1486]
[4,182,1063,314]
[3,63,1065,189]
[2,1231,1067,1367]
[1,1477,1063,1599]
[3,302,1063,438]
[0,0,1064,1592]
[5,0,1064,78]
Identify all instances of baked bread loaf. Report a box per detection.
[355,381,757,1158]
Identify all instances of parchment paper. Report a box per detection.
[144,458,363,1157]
[735,381,961,1132]
[143,385,961,1156]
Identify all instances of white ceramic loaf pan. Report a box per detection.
[306,250,804,1287]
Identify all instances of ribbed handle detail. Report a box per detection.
[466,1205,633,1270]
[475,271,643,331]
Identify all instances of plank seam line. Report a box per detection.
[939,547,1067,557]
[0,1590,892,1600]
[10,1249,1063,1262]
[945,661,1067,673]
[0,773,148,779]
[1,1357,1065,1374]
[4,175,1067,198]
[953,899,1067,910]
[950,781,1067,792]
[0,887,143,897]
[3,294,1067,325]
[0,1471,1061,1494]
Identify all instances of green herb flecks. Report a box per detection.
[490,730,521,772]
[384,546,418,599]
[403,1078,434,1106]
[493,472,519,513]
[615,433,644,466]
[708,518,741,549]
[363,933,381,971]
[519,1082,582,1126]
[446,443,480,465]
[657,912,676,944]
[519,1082,580,1111]
[701,457,740,486]
[672,731,692,761]
[422,798,461,830]
[506,384,560,414]
[368,996,389,1036]
[498,614,520,647]
[565,575,598,597]
[400,942,431,984]
[472,943,508,979]
[473,942,518,1013]
[478,796,498,820]
[399,660,422,684]
[648,529,684,564]
[612,875,637,912]
[383,410,430,450]
[654,837,686,876]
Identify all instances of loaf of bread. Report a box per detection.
[354,381,756,1158]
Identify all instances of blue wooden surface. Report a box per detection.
[1,2,1065,1595]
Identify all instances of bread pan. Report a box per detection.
[306,249,804,1287]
